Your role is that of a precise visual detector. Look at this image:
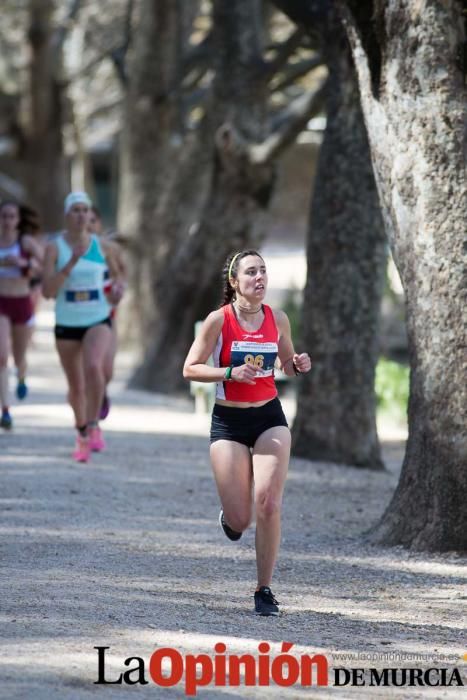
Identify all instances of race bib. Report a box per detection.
[65,289,99,303]
[230,341,278,377]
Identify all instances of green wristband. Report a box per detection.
[224,366,233,381]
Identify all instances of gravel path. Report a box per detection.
[0,307,465,699]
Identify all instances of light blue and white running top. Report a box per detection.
[55,234,110,327]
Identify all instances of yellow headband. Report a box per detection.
[228,252,241,280]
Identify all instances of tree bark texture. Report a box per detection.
[341,0,466,550]
[118,0,207,342]
[122,0,277,393]
[292,4,387,469]
[23,0,69,230]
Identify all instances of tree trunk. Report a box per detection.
[117,0,214,349]
[23,0,69,230]
[341,0,466,549]
[290,5,387,469]
[124,0,276,393]
[131,124,275,392]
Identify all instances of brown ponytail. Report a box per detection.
[18,204,41,237]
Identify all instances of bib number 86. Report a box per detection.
[244,354,264,369]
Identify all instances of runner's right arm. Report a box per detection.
[183,310,257,385]
[183,311,226,383]
[42,241,83,299]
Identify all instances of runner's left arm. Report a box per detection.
[273,308,311,376]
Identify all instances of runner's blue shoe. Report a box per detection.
[16,379,28,400]
[1,409,13,430]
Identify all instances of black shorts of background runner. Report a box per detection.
[210,396,288,449]
[54,317,112,341]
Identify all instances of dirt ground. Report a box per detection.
[0,306,465,700]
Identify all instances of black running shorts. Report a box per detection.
[210,397,289,448]
[54,316,112,341]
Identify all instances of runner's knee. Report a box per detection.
[255,489,282,520]
[84,359,105,382]
[224,508,251,533]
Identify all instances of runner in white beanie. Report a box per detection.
[42,193,125,462]
[64,192,92,215]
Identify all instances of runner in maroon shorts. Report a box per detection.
[0,201,43,429]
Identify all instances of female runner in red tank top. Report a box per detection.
[183,250,311,616]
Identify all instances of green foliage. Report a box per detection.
[375,357,409,418]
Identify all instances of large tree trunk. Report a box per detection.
[117,0,197,341]
[341,0,466,549]
[124,0,276,393]
[292,5,387,469]
[131,124,275,392]
[23,0,69,230]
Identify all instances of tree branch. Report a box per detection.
[263,27,306,77]
[182,65,210,92]
[249,78,327,165]
[62,44,126,86]
[182,86,211,112]
[182,32,213,76]
[86,97,123,121]
[138,34,214,107]
[178,33,214,93]
[53,0,83,52]
[106,0,135,86]
[269,0,328,43]
[109,46,128,86]
[271,56,323,92]
[270,0,328,27]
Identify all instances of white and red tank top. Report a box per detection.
[213,303,279,403]
[0,240,28,279]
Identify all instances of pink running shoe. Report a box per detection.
[73,435,90,463]
[89,426,106,452]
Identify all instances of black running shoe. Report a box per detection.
[218,509,242,541]
[254,586,280,616]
